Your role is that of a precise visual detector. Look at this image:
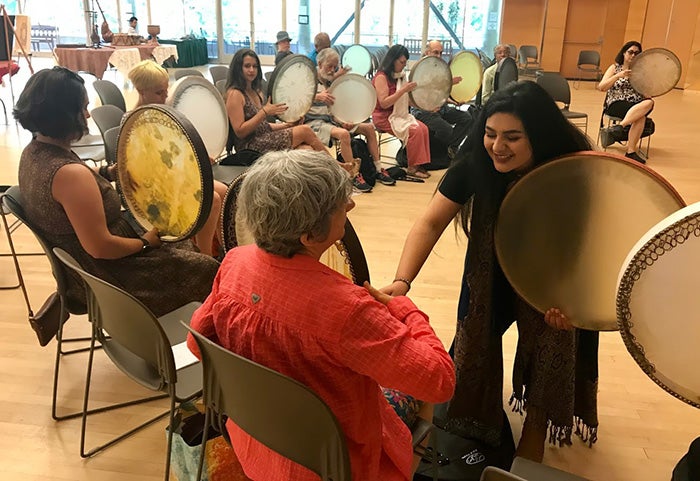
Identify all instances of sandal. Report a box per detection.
[407,168,430,179]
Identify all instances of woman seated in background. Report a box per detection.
[14,66,219,315]
[187,150,455,481]
[225,48,328,155]
[372,44,431,179]
[597,40,653,164]
[128,59,225,256]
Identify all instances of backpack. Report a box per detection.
[338,138,377,187]
[414,404,515,481]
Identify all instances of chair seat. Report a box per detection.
[561,108,587,119]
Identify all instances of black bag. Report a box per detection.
[396,146,408,168]
[338,138,377,187]
[219,149,261,166]
[414,404,515,481]
[29,291,69,347]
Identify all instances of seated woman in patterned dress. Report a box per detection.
[224,48,328,155]
[597,41,653,164]
[13,67,219,316]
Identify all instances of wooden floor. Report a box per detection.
[1,58,700,480]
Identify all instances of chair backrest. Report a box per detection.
[518,45,539,64]
[53,247,176,391]
[174,69,205,80]
[536,71,571,106]
[215,79,227,97]
[185,325,352,481]
[2,186,86,315]
[209,65,229,84]
[103,126,120,165]
[480,466,527,481]
[90,104,124,138]
[93,79,127,112]
[577,50,600,68]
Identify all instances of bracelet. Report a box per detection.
[261,106,267,115]
[393,277,412,292]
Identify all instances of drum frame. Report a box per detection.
[267,54,317,123]
[408,55,452,111]
[629,47,682,98]
[327,74,377,126]
[448,50,483,104]
[116,104,214,242]
[617,208,700,408]
[495,150,684,331]
[341,44,373,77]
[220,173,370,286]
[167,75,229,160]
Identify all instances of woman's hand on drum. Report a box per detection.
[142,227,162,249]
[400,81,418,95]
[263,102,288,117]
[544,307,573,331]
[316,91,335,105]
[617,69,631,79]
[364,281,394,305]
[452,75,463,85]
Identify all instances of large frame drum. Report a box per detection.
[220,173,370,286]
[630,48,682,98]
[495,151,684,330]
[618,202,700,408]
[117,105,214,242]
[409,55,452,111]
[267,54,317,123]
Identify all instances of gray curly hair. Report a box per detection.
[238,150,352,257]
[317,47,339,66]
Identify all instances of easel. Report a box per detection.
[0,4,34,107]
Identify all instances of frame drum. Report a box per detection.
[220,174,370,286]
[341,44,373,77]
[268,54,317,123]
[495,151,684,331]
[167,75,229,159]
[494,57,518,91]
[409,56,453,111]
[449,51,483,103]
[117,105,213,242]
[630,47,682,98]
[328,74,377,125]
[617,202,700,407]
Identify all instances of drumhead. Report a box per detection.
[409,55,452,111]
[167,75,228,160]
[328,74,376,125]
[342,44,373,77]
[220,173,370,285]
[630,47,682,98]
[494,57,518,91]
[617,202,700,407]
[268,54,317,123]
[495,151,684,331]
[449,51,483,103]
[117,105,214,242]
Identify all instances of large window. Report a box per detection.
[221,0,251,55]
[24,0,90,44]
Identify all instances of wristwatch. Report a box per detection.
[139,237,151,253]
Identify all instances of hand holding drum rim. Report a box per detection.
[263,102,288,117]
[142,227,162,249]
[544,308,573,331]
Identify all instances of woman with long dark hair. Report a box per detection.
[382,81,599,462]
[598,40,653,164]
[372,44,432,178]
[225,48,327,154]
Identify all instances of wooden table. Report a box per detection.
[54,44,178,79]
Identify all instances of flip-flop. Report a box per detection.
[408,169,430,179]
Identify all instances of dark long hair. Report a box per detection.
[226,48,263,93]
[614,40,642,65]
[454,80,592,234]
[378,44,409,81]
[13,67,88,141]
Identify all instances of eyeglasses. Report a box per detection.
[626,49,641,56]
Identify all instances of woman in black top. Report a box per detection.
[382,81,598,462]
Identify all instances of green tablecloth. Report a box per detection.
[160,38,208,67]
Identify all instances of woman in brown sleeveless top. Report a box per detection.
[13,67,218,316]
